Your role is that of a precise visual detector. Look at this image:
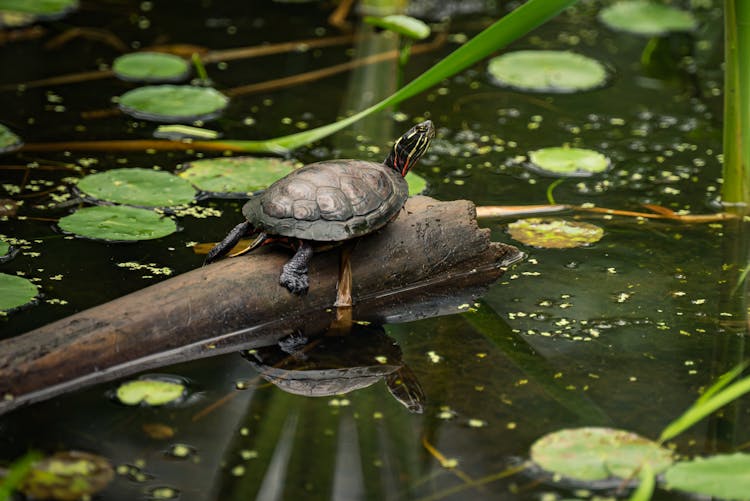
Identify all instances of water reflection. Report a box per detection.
[243,323,425,413]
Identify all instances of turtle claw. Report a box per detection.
[279,240,314,295]
[279,267,309,295]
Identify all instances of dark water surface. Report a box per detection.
[1,1,747,500]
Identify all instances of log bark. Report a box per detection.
[0,196,522,415]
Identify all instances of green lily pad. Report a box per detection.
[178,156,296,196]
[116,378,187,406]
[599,1,697,37]
[76,168,196,207]
[488,50,608,93]
[0,240,9,257]
[664,453,750,499]
[364,14,431,40]
[20,451,113,501]
[0,0,77,17]
[0,273,38,311]
[0,123,23,154]
[112,52,190,83]
[531,427,673,482]
[407,172,428,194]
[508,218,604,248]
[154,124,220,140]
[528,147,610,177]
[58,206,177,241]
[118,85,229,123]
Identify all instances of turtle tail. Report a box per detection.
[204,221,254,264]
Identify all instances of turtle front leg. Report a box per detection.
[205,221,252,264]
[279,240,314,295]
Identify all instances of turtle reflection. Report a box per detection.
[242,323,424,413]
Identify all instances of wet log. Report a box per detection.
[0,196,523,415]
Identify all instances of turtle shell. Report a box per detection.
[242,159,408,241]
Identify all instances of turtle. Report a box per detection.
[205,120,436,295]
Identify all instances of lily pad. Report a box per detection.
[112,52,190,83]
[530,427,673,482]
[488,50,608,93]
[116,377,187,406]
[508,218,604,248]
[528,147,610,177]
[178,156,296,196]
[0,0,77,18]
[0,123,23,154]
[76,168,196,207]
[599,1,698,37]
[664,453,750,499]
[407,172,428,194]
[154,124,220,140]
[58,206,177,241]
[364,14,431,40]
[0,273,38,311]
[118,85,229,123]
[20,451,114,501]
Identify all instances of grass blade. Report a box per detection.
[695,360,749,406]
[659,370,750,443]
[628,463,655,501]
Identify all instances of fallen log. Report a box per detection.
[0,196,523,415]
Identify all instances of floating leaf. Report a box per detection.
[178,156,295,195]
[664,453,750,499]
[488,50,608,93]
[0,273,38,311]
[364,15,431,40]
[530,427,673,482]
[599,1,697,37]
[0,123,23,154]
[508,218,603,248]
[76,168,196,207]
[0,240,9,257]
[0,0,78,18]
[154,124,220,140]
[20,451,114,501]
[116,378,187,406]
[58,206,177,241]
[112,52,190,83]
[407,172,428,194]
[118,85,229,123]
[528,147,610,177]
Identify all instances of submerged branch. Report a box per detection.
[224,32,446,97]
[476,204,738,223]
[20,139,260,154]
[0,34,357,91]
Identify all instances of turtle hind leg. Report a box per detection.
[279,240,314,295]
[204,221,253,264]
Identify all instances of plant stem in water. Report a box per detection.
[722,0,750,207]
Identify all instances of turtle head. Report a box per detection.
[384,120,435,177]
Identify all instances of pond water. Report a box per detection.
[1,1,747,500]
